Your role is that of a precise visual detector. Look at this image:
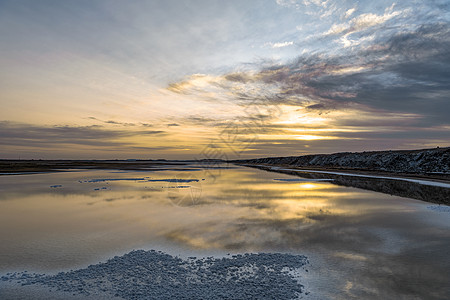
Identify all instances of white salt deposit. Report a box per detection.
[2,250,308,300]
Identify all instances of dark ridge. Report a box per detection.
[234,147,450,178]
[0,160,224,175]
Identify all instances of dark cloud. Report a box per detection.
[185,116,221,125]
[87,117,144,127]
[306,104,326,110]
[224,73,254,83]
[212,23,450,128]
[142,130,165,135]
[130,146,187,151]
[160,21,450,158]
[0,121,166,149]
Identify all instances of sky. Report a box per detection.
[0,0,449,159]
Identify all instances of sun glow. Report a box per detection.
[298,183,321,189]
[295,135,335,140]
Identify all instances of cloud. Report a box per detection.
[86,116,150,127]
[306,103,326,110]
[0,121,166,149]
[344,8,356,19]
[325,23,348,35]
[167,74,220,95]
[325,4,403,38]
[270,41,294,48]
[276,0,340,19]
[185,116,219,125]
[352,11,400,31]
[275,0,301,8]
[166,22,450,133]
[275,0,310,7]
[265,24,448,118]
[159,2,450,156]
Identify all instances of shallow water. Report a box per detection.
[0,164,449,299]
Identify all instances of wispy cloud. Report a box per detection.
[267,41,294,48]
[86,117,140,127]
[344,7,356,19]
[86,117,155,128]
[324,4,404,39]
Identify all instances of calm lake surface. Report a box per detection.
[0,163,449,299]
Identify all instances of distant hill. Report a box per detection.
[235,147,450,174]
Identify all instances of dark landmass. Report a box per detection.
[234,147,450,181]
[0,159,225,175]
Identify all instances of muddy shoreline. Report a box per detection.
[1,159,449,182]
[0,160,200,175]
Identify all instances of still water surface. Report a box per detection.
[0,164,449,299]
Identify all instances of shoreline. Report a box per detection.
[0,160,196,175]
[1,160,449,184]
